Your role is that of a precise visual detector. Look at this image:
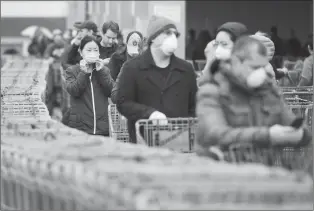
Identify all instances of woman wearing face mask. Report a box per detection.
[108,31,143,81]
[195,36,311,159]
[64,35,115,136]
[116,15,197,143]
[198,22,248,86]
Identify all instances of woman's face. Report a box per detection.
[80,41,100,62]
[213,31,235,60]
[215,31,234,49]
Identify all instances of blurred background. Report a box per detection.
[1,0,313,59]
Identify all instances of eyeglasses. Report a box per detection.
[164,29,180,38]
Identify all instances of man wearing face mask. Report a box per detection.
[195,36,311,157]
[116,15,198,143]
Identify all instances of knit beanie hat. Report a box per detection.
[250,33,275,60]
[217,22,248,41]
[146,15,177,45]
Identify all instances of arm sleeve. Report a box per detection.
[61,44,80,70]
[116,62,156,121]
[196,83,271,150]
[94,66,115,97]
[64,66,90,97]
[43,44,54,59]
[299,57,313,86]
[108,54,122,81]
[66,44,80,65]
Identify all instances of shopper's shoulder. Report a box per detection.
[304,55,314,65]
[65,64,80,74]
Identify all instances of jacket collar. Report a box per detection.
[139,48,189,72]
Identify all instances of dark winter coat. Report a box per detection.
[64,64,115,136]
[108,45,132,81]
[116,49,198,143]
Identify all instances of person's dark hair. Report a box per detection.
[232,36,267,62]
[270,26,277,34]
[79,35,101,51]
[188,29,196,40]
[102,21,120,35]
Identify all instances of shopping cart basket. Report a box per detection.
[215,143,313,174]
[281,86,313,103]
[108,104,129,142]
[135,118,198,153]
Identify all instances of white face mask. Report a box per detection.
[84,52,99,63]
[246,68,268,88]
[160,35,178,55]
[215,46,231,60]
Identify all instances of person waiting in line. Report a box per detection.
[298,41,313,86]
[195,36,311,158]
[116,15,198,143]
[61,20,99,70]
[109,31,144,81]
[64,35,115,136]
[199,22,248,86]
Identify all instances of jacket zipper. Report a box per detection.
[89,72,97,134]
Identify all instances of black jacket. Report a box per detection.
[108,46,131,81]
[64,64,115,136]
[116,49,198,143]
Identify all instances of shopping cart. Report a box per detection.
[287,104,313,131]
[280,86,313,103]
[135,118,198,153]
[216,143,313,175]
[108,104,129,142]
[1,102,50,124]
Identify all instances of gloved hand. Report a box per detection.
[269,124,304,146]
[95,59,105,71]
[277,67,289,75]
[102,58,110,65]
[149,111,168,126]
[80,60,92,74]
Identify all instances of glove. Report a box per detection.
[149,111,168,126]
[95,59,105,71]
[80,60,92,74]
[277,67,288,75]
[102,58,110,65]
[269,124,304,146]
